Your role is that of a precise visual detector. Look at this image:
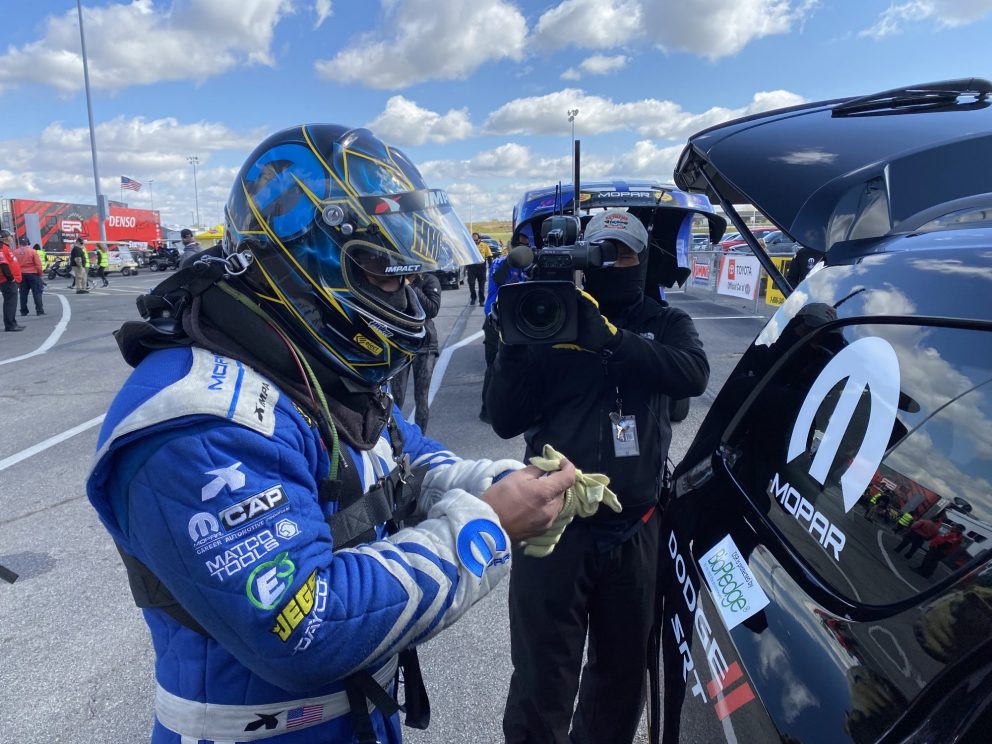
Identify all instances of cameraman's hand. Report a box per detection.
[554,290,621,354]
[481,460,576,541]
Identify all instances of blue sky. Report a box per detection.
[0,0,990,228]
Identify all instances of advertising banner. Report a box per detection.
[10,198,161,253]
[691,257,712,288]
[764,256,791,306]
[717,255,760,300]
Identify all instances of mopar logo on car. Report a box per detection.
[787,336,900,513]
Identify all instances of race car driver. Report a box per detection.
[85,124,574,744]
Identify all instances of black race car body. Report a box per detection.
[658,80,992,743]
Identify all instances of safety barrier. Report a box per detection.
[682,250,795,314]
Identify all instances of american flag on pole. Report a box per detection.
[286,704,323,729]
[121,176,142,192]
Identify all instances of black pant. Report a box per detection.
[481,316,499,417]
[19,274,44,313]
[895,531,926,559]
[503,511,660,744]
[466,263,487,303]
[391,352,438,432]
[92,266,108,285]
[1,281,18,329]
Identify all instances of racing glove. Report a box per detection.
[553,290,621,354]
[521,444,622,557]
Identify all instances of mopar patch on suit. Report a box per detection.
[456,519,509,577]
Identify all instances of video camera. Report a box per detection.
[497,215,618,345]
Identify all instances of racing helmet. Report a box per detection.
[224,124,480,386]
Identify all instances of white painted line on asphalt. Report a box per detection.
[876,530,920,593]
[0,294,71,367]
[408,329,485,422]
[0,414,105,473]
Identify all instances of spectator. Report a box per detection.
[70,237,90,294]
[917,524,966,578]
[180,228,201,257]
[14,235,45,315]
[92,242,110,288]
[479,233,531,424]
[391,272,443,432]
[467,232,491,306]
[489,210,709,743]
[0,230,24,331]
[894,517,941,560]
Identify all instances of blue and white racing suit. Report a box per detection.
[86,347,518,743]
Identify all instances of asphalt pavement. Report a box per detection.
[0,272,770,743]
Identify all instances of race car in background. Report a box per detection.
[650,78,992,743]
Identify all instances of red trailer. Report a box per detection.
[7,198,161,256]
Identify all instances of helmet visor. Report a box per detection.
[351,189,481,271]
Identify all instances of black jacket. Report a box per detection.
[787,246,823,285]
[411,273,442,354]
[487,296,709,525]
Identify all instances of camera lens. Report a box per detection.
[516,287,566,340]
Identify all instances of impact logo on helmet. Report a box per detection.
[243,144,329,240]
[353,333,384,356]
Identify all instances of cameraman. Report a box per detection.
[489,210,709,744]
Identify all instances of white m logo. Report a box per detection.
[787,336,900,513]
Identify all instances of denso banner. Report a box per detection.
[717,255,760,300]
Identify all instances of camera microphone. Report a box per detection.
[508,245,534,269]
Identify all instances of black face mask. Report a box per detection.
[583,263,645,313]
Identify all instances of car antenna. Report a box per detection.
[573,139,581,218]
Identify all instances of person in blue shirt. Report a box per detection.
[480,232,531,423]
[86,124,574,744]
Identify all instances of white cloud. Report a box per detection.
[860,0,992,39]
[314,0,333,29]
[484,87,805,138]
[561,54,630,80]
[0,0,294,94]
[580,54,629,75]
[535,0,644,50]
[366,96,473,146]
[315,0,527,89]
[0,116,260,227]
[535,0,817,59]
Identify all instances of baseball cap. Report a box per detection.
[584,210,648,254]
[0,229,11,238]
[180,228,193,239]
[18,235,30,245]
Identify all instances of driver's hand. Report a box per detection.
[481,460,576,541]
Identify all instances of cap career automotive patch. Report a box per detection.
[219,486,289,530]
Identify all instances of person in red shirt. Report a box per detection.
[894,517,942,559]
[918,524,966,578]
[0,230,25,331]
[13,236,45,316]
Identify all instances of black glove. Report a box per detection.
[554,290,621,354]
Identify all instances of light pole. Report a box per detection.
[77,0,107,242]
[149,179,155,211]
[567,108,579,186]
[187,156,200,227]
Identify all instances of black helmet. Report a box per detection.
[224,124,479,386]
